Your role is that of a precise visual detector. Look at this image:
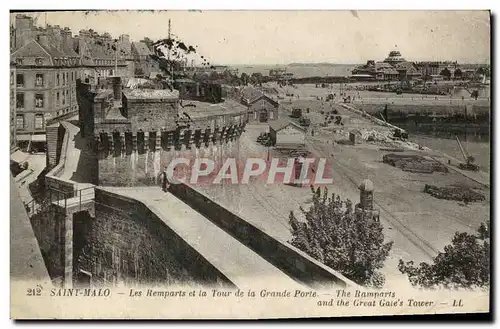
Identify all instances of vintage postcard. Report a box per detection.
[10,10,491,319]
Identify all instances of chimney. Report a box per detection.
[38,34,49,48]
[15,15,35,48]
[51,25,63,50]
[61,28,73,51]
[110,76,122,103]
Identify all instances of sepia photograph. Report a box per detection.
[8,9,491,319]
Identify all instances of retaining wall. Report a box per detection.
[82,188,235,287]
[169,183,356,288]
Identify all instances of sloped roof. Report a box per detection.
[240,86,264,100]
[11,39,74,62]
[247,94,279,106]
[61,44,79,57]
[43,43,66,58]
[377,67,399,75]
[11,40,52,59]
[394,61,417,70]
[182,99,247,118]
[374,62,394,69]
[88,42,114,59]
[132,42,152,56]
[269,119,306,132]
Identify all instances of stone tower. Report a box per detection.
[359,179,374,210]
[356,179,379,221]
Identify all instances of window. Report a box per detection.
[63,73,66,85]
[16,58,23,65]
[62,92,66,105]
[35,94,44,108]
[66,72,69,84]
[71,71,74,81]
[35,73,44,87]
[270,111,274,120]
[10,72,13,85]
[57,73,60,86]
[16,93,24,108]
[34,114,44,129]
[57,92,60,105]
[109,69,113,75]
[35,58,43,65]
[16,115,24,129]
[261,100,265,107]
[254,112,257,120]
[16,74,24,87]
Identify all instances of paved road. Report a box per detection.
[102,187,303,290]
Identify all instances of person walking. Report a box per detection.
[160,167,170,192]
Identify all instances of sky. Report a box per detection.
[11,10,491,65]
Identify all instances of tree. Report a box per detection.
[476,66,490,78]
[250,72,264,85]
[398,221,490,289]
[209,71,219,81]
[288,186,393,288]
[439,67,452,81]
[240,72,249,85]
[453,68,463,80]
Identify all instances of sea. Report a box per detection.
[230,63,357,78]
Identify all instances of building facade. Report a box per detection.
[269,120,306,148]
[131,41,160,77]
[352,50,422,81]
[239,86,279,123]
[11,35,81,151]
[414,61,458,78]
[10,62,17,150]
[244,95,279,123]
[75,29,129,82]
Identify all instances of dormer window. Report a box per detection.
[35,58,43,65]
[16,58,23,65]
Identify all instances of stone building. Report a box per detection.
[414,61,458,78]
[240,86,279,123]
[244,94,279,123]
[75,29,129,82]
[12,14,37,51]
[349,129,363,145]
[174,78,225,103]
[10,33,81,151]
[355,179,380,222]
[10,62,17,150]
[117,34,135,77]
[394,61,421,81]
[269,120,306,149]
[131,41,160,77]
[351,50,421,81]
[75,77,247,186]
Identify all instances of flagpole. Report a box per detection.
[115,45,118,76]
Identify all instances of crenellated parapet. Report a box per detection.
[94,123,246,155]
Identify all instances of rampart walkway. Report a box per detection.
[102,186,304,290]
